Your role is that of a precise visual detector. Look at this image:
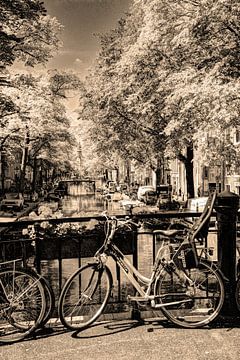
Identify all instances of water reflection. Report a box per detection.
[60,182,124,216]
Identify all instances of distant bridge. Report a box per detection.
[59,178,96,183]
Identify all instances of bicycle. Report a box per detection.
[0,223,55,343]
[58,191,225,330]
[0,259,46,343]
[22,223,56,329]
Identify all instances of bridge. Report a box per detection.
[1,193,240,321]
[1,204,240,355]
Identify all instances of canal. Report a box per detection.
[60,182,124,216]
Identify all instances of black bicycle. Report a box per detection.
[58,191,224,330]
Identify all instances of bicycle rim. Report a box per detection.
[154,260,224,328]
[0,268,46,343]
[58,262,112,330]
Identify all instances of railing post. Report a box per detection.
[131,225,141,321]
[33,223,42,274]
[215,190,239,316]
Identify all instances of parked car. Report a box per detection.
[1,193,24,211]
[137,185,157,205]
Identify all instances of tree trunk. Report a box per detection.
[32,157,37,193]
[125,160,131,187]
[20,128,29,193]
[178,145,195,199]
[155,156,162,186]
[0,150,5,195]
[185,146,195,198]
[155,167,161,186]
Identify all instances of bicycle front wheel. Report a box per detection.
[58,262,113,330]
[0,268,46,343]
[154,260,224,328]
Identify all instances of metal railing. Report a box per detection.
[0,211,218,318]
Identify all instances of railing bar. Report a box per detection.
[0,211,217,229]
[58,237,63,295]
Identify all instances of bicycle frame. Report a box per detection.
[95,217,200,306]
[106,242,152,298]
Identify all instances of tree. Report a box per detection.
[79,0,239,197]
[0,71,81,193]
[161,0,240,192]
[0,0,62,68]
[78,13,167,182]
[0,0,63,194]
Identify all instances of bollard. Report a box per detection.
[215,190,239,316]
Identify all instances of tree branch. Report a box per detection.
[113,104,163,137]
[0,128,20,149]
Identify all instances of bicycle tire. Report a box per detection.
[154,260,224,328]
[58,262,113,330]
[235,276,240,312]
[0,267,46,343]
[20,268,55,328]
[39,277,55,327]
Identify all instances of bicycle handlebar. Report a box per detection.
[101,212,140,229]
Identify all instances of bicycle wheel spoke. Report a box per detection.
[58,263,112,330]
[155,260,224,328]
[0,268,45,343]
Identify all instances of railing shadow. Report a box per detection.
[2,314,240,347]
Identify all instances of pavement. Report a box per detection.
[1,317,240,360]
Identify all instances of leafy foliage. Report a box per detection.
[0,0,62,67]
[78,0,240,194]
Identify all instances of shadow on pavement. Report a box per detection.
[71,315,240,340]
[2,316,240,346]
[0,324,71,347]
[71,319,145,339]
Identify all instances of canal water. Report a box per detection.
[60,182,124,216]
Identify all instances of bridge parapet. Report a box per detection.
[1,210,238,320]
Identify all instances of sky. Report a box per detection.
[43,0,131,78]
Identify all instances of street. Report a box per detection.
[1,319,240,360]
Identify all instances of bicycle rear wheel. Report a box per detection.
[235,276,240,312]
[21,268,55,328]
[154,260,224,328]
[58,262,113,330]
[0,267,46,343]
[39,277,55,327]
